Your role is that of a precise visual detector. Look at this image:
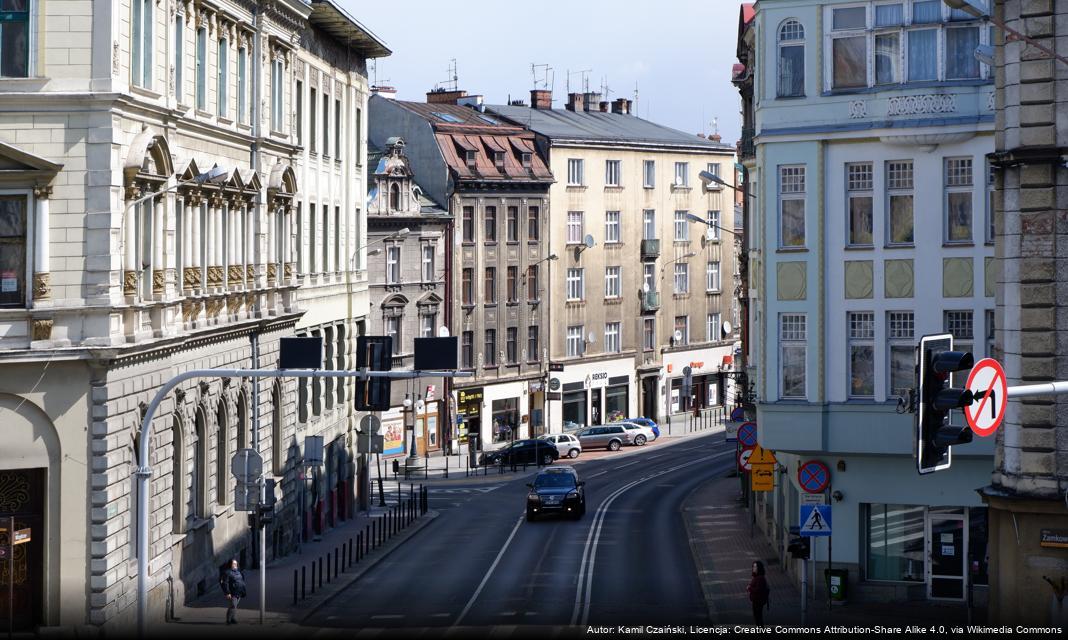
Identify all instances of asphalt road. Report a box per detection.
[303,432,736,635]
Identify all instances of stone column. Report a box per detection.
[211,196,224,289]
[32,186,52,304]
[152,195,165,295]
[266,205,276,284]
[244,202,254,287]
[228,202,241,288]
[123,187,139,296]
[190,196,203,290]
[284,205,295,283]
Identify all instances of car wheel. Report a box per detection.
[634,435,647,446]
[568,448,580,459]
[526,510,536,522]
[608,439,621,451]
[542,453,554,466]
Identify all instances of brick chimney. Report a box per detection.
[583,93,601,112]
[426,89,468,105]
[530,89,552,110]
[566,92,585,112]
[611,98,629,115]
[709,133,722,143]
[599,101,609,112]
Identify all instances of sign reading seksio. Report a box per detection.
[587,372,609,389]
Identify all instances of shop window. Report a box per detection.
[562,390,587,431]
[865,504,926,582]
[491,398,518,443]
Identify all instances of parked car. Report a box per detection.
[626,417,660,439]
[478,439,559,466]
[576,424,633,451]
[617,422,656,446]
[526,466,586,521]
[538,433,582,459]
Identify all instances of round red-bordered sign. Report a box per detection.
[797,460,830,494]
[738,447,755,472]
[737,422,758,447]
[964,358,1008,437]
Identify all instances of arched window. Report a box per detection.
[237,390,249,452]
[216,401,229,505]
[171,415,186,533]
[778,20,805,98]
[390,183,401,211]
[194,407,208,519]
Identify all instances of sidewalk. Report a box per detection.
[683,473,982,627]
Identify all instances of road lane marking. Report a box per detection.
[616,461,640,469]
[430,613,451,618]
[452,514,524,627]
[586,470,607,478]
[369,614,403,619]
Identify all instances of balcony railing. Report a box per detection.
[641,239,660,259]
[739,127,755,161]
[642,290,660,312]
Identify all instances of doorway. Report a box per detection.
[0,468,45,631]
[926,509,967,601]
[641,376,658,419]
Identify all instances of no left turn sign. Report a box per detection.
[965,358,1007,437]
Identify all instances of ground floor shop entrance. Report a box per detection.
[0,468,45,631]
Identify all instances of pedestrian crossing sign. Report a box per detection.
[799,504,832,537]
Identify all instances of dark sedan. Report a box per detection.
[526,466,586,521]
[479,438,559,467]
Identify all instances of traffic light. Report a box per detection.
[916,333,975,474]
[257,503,275,526]
[355,336,393,411]
[787,526,810,559]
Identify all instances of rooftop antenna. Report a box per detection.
[567,68,592,94]
[531,63,553,90]
[600,76,613,99]
[712,116,719,137]
[435,58,459,91]
[633,81,639,105]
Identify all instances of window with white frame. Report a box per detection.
[237,46,248,123]
[217,38,228,117]
[643,160,656,188]
[0,0,30,77]
[386,246,400,284]
[386,314,402,355]
[195,27,207,110]
[674,211,690,241]
[779,165,806,247]
[422,244,434,282]
[604,322,621,353]
[985,309,995,359]
[605,160,621,187]
[174,14,184,101]
[566,268,584,301]
[707,312,721,342]
[643,318,655,350]
[567,211,584,244]
[131,0,153,88]
[830,5,868,89]
[986,161,996,244]
[643,263,655,293]
[707,210,721,240]
[605,211,620,243]
[887,311,914,398]
[778,19,805,97]
[674,316,689,345]
[271,58,284,131]
[780,314,807,399]
[567,325,585,357]
[568,159,585,186]
[674,162,689,187]
[849,311,876,397]
[945,157,973,243]
[887,160,915,245]
[945,309,975,397]
[421,312,435,338]
[706,261,721,292]
[643,210,656,240]
[847,162,874,246]
[605,266,621,298]
[674,263,689,294]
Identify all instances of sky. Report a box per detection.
[341,0,746,145]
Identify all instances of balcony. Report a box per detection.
[641,290,660,312]
[640,239,660,259]
[739,127,755,162]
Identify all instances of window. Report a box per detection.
[462,331,474,368]
[526,265,539,301]
[484,267,497,304]
[566,211,584,244]
[888,311,915,398]
[887,160,915,245]
[386,315,401,355]
[643,210,656,240]
[174,14,184,100]
[527,326,539,362]
[674,263,689,294]
[566,268,584,301]
[309,88,317,152]
[780,314,807,399]
[568,159,585,186]
[605,266,621,298]
[849,311,876,398]
[707,313,722,342]
[0,195,27,307]
[946,157,973,243]
[507,266,518,302]
[421,313,435,338]
[643,318,655,351]
[674,316,690,345]
[674,211,690,241]
[385,246,400,284]
[707,210,721,240]
[461,268,473,304]
[421,244,434,282]
[831,7,867,89]
[527,206,540,241]
[309,205,318,271]
[484,206,497,242]
[909,27,938,81]
[847,162,874,246]
[643,160,655,188]
[567,326,585,357]
[866,504,926,582]
[643,263,655,293]
[521,152,532,168]
[674,162,689,187]
[217,38,227,116]
[484,329,497,366]
[271,59,284,132]
[945,310,974,363]
[946,25,980,79]
[986,162,996,244]
[604,211,620,243]
[506,327,518,364]
[462,206,474,242]
[333,207,340,272]
[779,165,806,247]
[355,107,363,162]
[605,160,621,186]
[322,90,330,155]
[778,19,805,97]
[295,80,303,145]
[465,150,477,169]
[985,309,995,359]
[506,206,519,242]
[875,31,902,85]
[493,151,505,171]
[195,27,207,110]
[321,204,329,271]
[237,46,248,123]
[706,261,721,292]
[131,0,153,88]
[604,322,621,353]
[335,98,342,160]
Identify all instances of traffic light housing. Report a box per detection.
[787,526,810,559]
[355,336,393,411]
[916,334,975,474]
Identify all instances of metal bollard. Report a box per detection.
[326,554,330,583]
[293,569,298,605]
[301,565,306,599]
[311,561,316,594]
[348,537,353,567]
[334,547,339,577]
[445,455,449,479]
[365,524,371,554]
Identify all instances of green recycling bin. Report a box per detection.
[825,568,848,602]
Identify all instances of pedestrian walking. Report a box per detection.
[220,558,247,625]
[746,560,770,626]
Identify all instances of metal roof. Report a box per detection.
[308,0,391,58]
[486,104,733,151]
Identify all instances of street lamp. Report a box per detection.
[660,251,697,283]
[349,227,410,269]
[942,0,1068,67]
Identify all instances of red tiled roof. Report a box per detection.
[741,3,755,25]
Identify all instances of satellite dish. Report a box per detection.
[673,329,683,343]
[642,282,650,293]
[437,326,451,337]
[583,234,596,249]
[587,332,596,344]
[722,320,733,335]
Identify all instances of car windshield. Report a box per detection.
[534,473,576,489]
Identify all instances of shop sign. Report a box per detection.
[549,362,565,372]
[425,385,436,401]
[458,389,483,404]
[1040,529,1068,549]
[689,361,705,370]
[529,379,545,393]
[547,392,561,401]
[549,378,561,391]
[587,372,609,389]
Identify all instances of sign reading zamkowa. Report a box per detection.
[1040,529,1068,549]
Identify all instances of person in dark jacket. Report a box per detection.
[220,559,247,625]
[746,560,770,625]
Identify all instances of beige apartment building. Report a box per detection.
[0,0,387,633]
[490,92,739,428]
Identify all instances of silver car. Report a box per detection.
[576,424,634,451]
[618,422,656,445]
[539,433,583,459]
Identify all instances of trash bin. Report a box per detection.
[825,568,848,602]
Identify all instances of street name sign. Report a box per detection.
[799,505,832,537]
[964,358,1007,437]
[800,492,826,505]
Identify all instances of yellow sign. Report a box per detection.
[13,528,30,545]
[751,464,775,492]
[749,444,777,466]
